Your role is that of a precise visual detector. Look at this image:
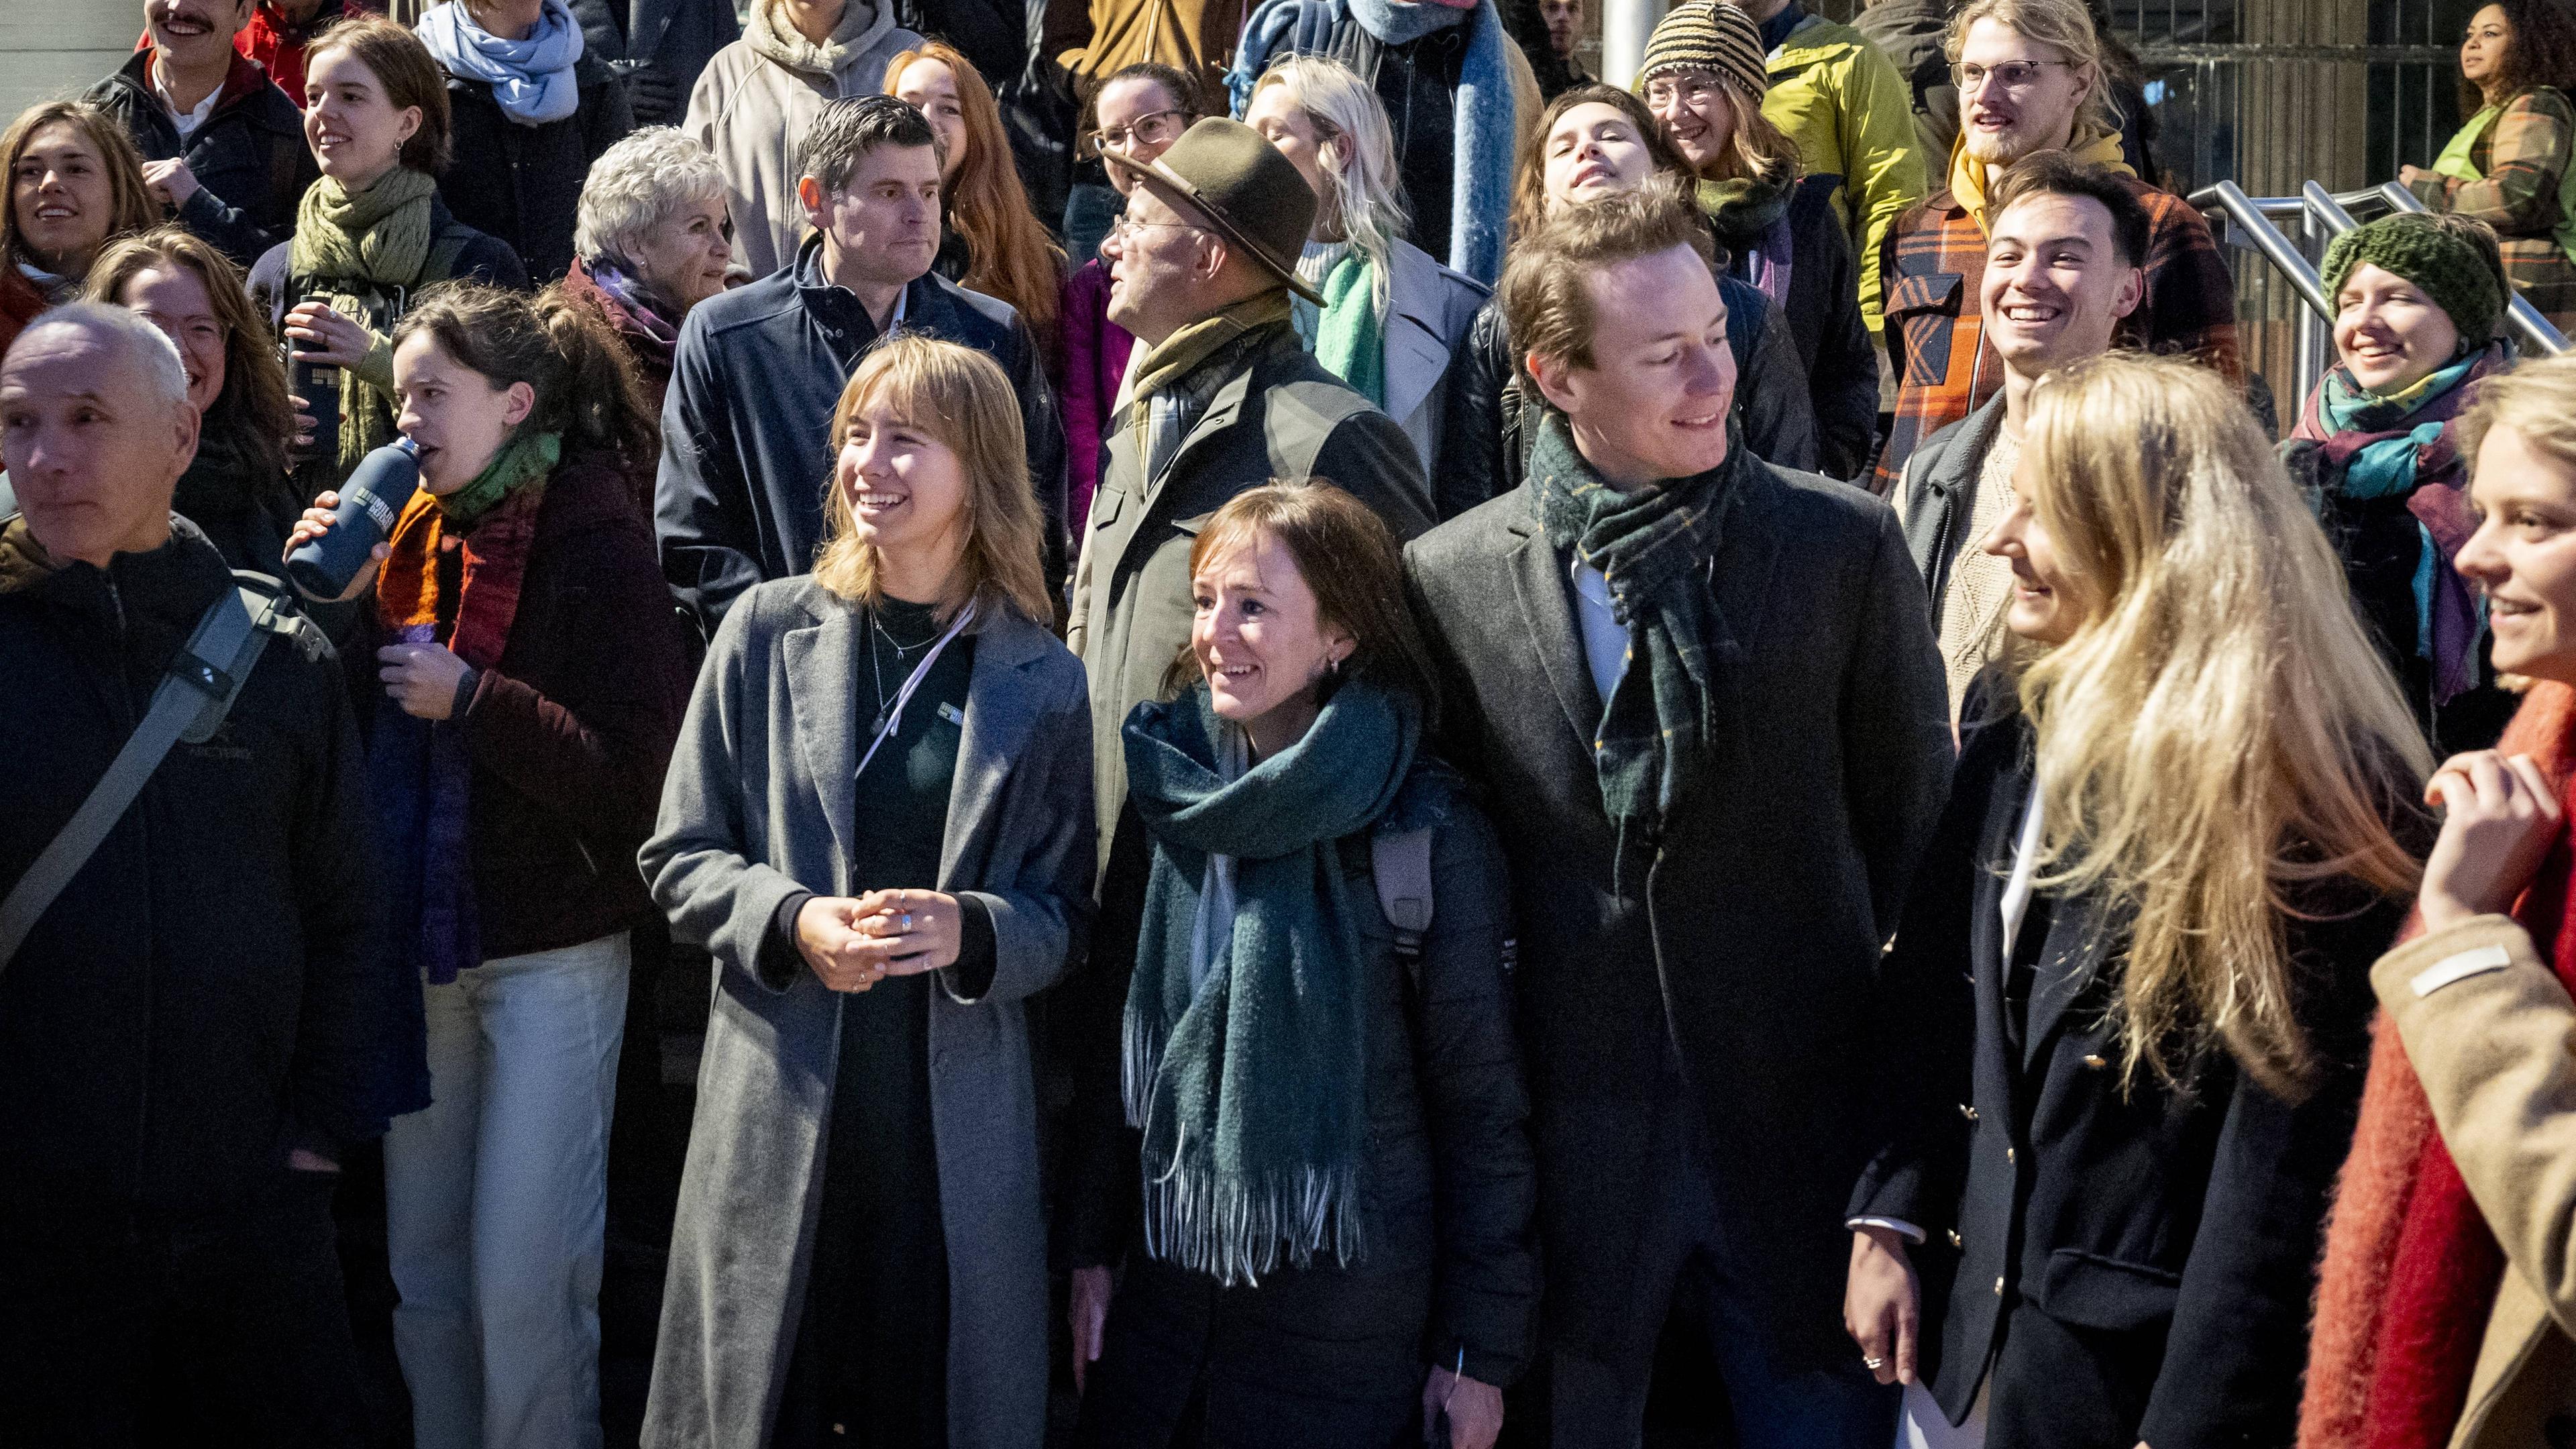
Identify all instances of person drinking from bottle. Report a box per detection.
[284,278,686,1449]
[251,15,527,502]
[639,333,1092,1449]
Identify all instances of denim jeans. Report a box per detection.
[386,932,630,1449]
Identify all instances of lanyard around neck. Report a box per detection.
[857,598,977,779]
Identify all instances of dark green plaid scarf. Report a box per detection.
[1529,413,1746,876]
[1120,678,1418,1284]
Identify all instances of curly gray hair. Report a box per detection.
[574,126,731,265]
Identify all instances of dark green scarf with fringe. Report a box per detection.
[1529,412,1746,877]
[1120,678,1417,1284]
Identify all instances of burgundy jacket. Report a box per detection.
[355,451,692,962]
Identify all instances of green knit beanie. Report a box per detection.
[1638,1,1770,105]
[2320,214,2506,345]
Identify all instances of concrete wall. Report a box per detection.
[0,3,136,129]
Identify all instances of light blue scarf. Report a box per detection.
[418,0,584,127]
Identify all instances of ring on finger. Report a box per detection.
[1862,1355,1884,1371]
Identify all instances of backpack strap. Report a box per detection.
[1372,824,1436,965]
[0,575,302,972]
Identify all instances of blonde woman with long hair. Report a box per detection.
[1842,352,2431,1449]
[1242,56,1487,480]
[639,333,1091,1449]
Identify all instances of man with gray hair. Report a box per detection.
[565,124,737,407]
[654,95,1066,633]
[0,303,404,1442]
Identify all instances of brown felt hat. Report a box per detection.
[1102,116,1325,305]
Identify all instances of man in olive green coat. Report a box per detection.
[1067,117,1430,878]
[1053,118,1429,1289]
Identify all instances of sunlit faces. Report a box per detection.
[119,263,229,414]
[892,56,969,182]
[1191,528,1352,749]
[2333,262,2465,397]
[392,331,531,496]
[1542,102,1657,212]
[1984,448,2088,646]
[834,392,971,571]
[1980,191,2142,374]
[1646,69,1734,178]
[2459,422,2576,682]
[0,324,197,569]
[1101,186,1217,344]
[10,121,116,275]
[800,141,943,290]
[1242,83,1333,208]
[1527,243,1736,486]
[2461,3,2511,95]
[1091,76,1189,199]
[625,192,734,312]
[303,45,421,189]
[1956,17,2092,168]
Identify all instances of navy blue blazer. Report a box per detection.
[654,234,1069,634]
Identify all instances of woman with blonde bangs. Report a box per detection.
[641,333,1090,1448]
[888,41,1067,357]
[1843,352,2430,1449]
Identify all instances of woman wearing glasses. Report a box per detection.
[2400,0,2576,331]
[1638,2,1878,479]
[1059,62,1196,533]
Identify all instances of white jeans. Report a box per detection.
[386,931,630,1449]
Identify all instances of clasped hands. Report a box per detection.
[796,888,962,991]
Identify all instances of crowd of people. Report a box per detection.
[13,0,2576,1448]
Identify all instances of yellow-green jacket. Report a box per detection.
[1760,12,1927,334]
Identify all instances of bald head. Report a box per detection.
[1,302,201,569]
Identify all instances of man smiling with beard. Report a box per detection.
[87,0,317,268]
[1871,0,2236,494]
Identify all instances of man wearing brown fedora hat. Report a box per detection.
[1053,113,1432,1384]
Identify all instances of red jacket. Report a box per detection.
[0,266,46,362]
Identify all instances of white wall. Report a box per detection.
[0,1,139,129]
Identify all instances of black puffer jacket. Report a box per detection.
[1071,763,1540,1419]
[437,56,633,281]
[85,48,316,269]
[0,522,400,1229]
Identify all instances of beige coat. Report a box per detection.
[684,0,924,279]
[2371,915,2576,1449]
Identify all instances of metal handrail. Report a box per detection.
[2188,180,2335,321]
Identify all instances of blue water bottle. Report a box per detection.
[284,436,421,599]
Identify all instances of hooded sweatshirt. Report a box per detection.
[684,0,924,277]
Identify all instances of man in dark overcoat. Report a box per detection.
[1403,190,1951,1448]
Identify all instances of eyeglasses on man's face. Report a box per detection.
[1950,58,2076,94]
[1104,215,1212,248]
[1081,109,1191,159]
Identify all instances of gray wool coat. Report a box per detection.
[637,576,1095,1449]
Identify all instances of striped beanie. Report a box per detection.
[1638,2,1770,103]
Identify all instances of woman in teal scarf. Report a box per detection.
[1245,56,1489,482]
[1073,480,1537,1449]
[2284,211,2520,755]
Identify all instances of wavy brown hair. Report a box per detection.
[391,281,660,486]
[2009,353,2430,1098]
[812,333,1052,627]
[885,42,1065,352]
[87,227,299,489]
[1,101,158,278]
[1509,85,1693,242]
[2460,0,2576,115]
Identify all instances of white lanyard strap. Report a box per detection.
[857,598,977,779]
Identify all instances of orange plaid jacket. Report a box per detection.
[1870,174,2244,494]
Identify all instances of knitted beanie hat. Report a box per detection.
[1638,2,1769,105]
[2320,213,2507,344]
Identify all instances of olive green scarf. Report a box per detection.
[288,168,440,474]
